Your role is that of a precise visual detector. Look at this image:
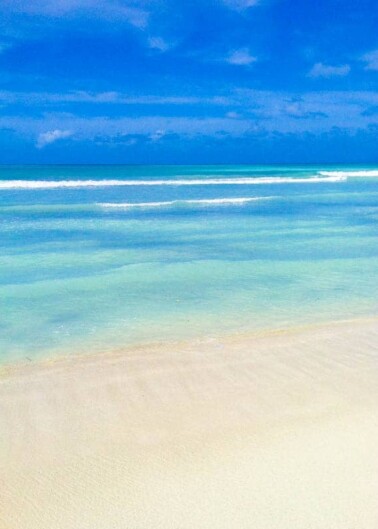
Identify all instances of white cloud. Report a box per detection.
[36,129,72,148]
[0,0,150,29]
[232,88,378,131]
[147,36,170,52]
[360,50,378,71]
[1,89,377,146]
[226,111,241,119]
[0,90,229,106]
[222,0,259,10]
[226,48,257,66]
[308,62,351,78]
[149,129,166,141]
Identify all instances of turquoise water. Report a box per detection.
[1,164,378,362]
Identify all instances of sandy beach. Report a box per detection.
[1,318,378,529]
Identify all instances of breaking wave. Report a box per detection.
[0,175,347,189]
[318,170,378,178]
[98,197,275,209]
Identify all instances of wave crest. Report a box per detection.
[318,170,378,178]
[0,175,348,189]
[98,197,275,209]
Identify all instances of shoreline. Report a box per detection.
[1,316,378,528]
[2,313,378,372]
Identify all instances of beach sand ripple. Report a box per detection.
[1,318,377,529]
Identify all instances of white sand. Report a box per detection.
[1,318,378,529]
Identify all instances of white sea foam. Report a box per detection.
[98,197,275,209]
[318,170,378,178]
[0,175,347,189]
[100,200,174,208]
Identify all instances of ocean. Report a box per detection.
[1,164,378,363]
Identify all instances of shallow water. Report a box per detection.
[1,164,378,362]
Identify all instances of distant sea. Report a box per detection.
[1,164,378,363]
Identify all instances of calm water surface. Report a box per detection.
[1,164,378,362]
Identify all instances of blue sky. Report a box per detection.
[0,0,377,163]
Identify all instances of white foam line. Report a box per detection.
[100,201,173,208]
[185,197,272,204]
[98,197,275,209]
[318,170,378,178]
[0,175,346,189]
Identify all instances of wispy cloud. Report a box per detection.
[1,88,376,149]
[0,90,229,106]
[0,0,150,29]
[222,0,259,11]
[36,129,73,148]
[233,89,378,127]
[360,49,378,71]
[226,111,241,119]
[308,62,351,78]
[226,48,257,66]
[2,89,377,127]
[149,129,166,141]
[147,36,170,52]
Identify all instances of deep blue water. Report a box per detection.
[1,164,378,362]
